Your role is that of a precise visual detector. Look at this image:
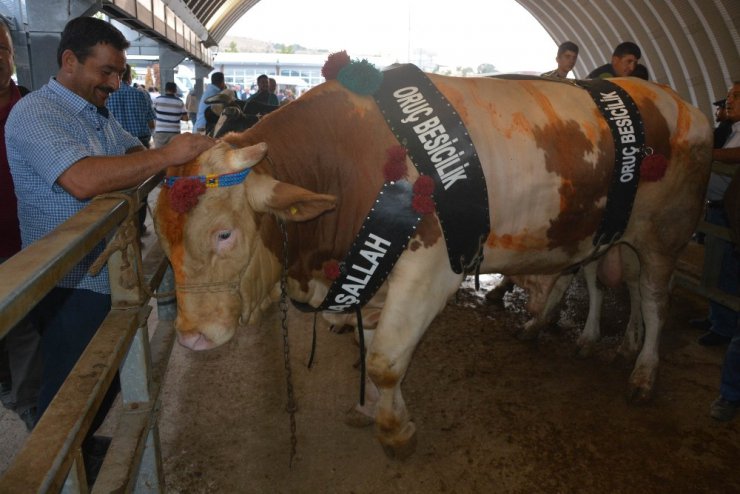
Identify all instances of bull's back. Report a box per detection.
[426,75,711,271]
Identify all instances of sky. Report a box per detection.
[227,0,557,73]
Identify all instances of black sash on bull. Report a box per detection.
[574,78,646,246]
[374,64,490,273]
[293,63,490,315]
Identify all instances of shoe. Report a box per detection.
[710,396,740,422]
[82,435,112,486]
[17,407,37,431]
[698,331,732,346]
[689,317,712,331]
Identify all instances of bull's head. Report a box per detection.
[154,141,336,350]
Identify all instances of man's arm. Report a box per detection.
[713,146,740,164]
[57,133,215,199]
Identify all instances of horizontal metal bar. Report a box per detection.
[0,305,150,492]
[0,177,161,338]
[674,271,740,312]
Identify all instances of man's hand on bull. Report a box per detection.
[159,133,217,166]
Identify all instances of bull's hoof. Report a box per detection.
[378,422,417,460]
[516,324,540,341]
[617,342,639,360]
[626,385,653,404]
[344,405,375,428]
[575,342,595,359]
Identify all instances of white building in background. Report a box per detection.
[210,52,395,94]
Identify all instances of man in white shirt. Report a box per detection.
[152,82,188,148]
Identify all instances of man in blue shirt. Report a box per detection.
[194,71,226,133]
[6,16,214,475]
[107,62,157,232]
[106,63,155,147]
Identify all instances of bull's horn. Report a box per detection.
[205,93,233,105]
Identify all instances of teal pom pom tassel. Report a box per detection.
[337,59,383,96]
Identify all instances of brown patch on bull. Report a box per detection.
[486,230,548,251]
[225,84,401,293]
[413,214,442,249]
[531,119,611,254]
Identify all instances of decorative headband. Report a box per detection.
[163,169,251,214]
[162,168,251,189]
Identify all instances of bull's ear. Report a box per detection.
[227,142,267,171]
[248,174,336,222]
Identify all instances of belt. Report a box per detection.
[707,200,725,208]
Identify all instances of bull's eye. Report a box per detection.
[217,231,232,241]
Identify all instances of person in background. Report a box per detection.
[195,71,226,134]
[185,88,199,130]
[0,16,41,432]
[540,41,579,78]
[707,80,740,422]
[693,83,739,350]
[632,63,650,80]
[152,81,187,148]
[106,63,155,148]
[713,98,732,148]
[269,77,282,103]
[587,41,642,78]
[107,62,156,233]
[247,74,279,105]
[6,16,215,483]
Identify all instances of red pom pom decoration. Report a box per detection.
[383,145,408,182]
[323,260,341,280]
[413,175,435,196]
[641,153,668,182]
[412,194,435,215]
[169,178,206,214]
[322,51,351,80]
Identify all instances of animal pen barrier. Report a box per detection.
[674,161,740,312]
[0,162,736,492]
[0,175,174,493]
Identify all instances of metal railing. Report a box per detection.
[674,161,739,311]
[0,176,174,493]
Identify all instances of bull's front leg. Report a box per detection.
[366,245,462,459]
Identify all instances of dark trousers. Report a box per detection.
[0,256,42,413]
[35,287,120,434]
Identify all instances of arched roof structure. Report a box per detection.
[180,0,738,116]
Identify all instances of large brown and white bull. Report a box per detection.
[154,69,711,457]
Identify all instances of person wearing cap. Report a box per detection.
[713,97,732,148]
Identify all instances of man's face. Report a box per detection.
[257,77,268,92]
[556,50,578,74]
[715,105,727,123]
[0,26,15,90]
[269,79,277,93]
[726,83,740,123]
[611,54,638,77]
[62,43,125,107]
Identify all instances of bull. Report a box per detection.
[154,64,712,458]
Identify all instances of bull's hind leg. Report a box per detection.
[628,249,675,402]
[617,247,644,359]
[366,248,462,459]
[518,273,574,340]
[575,263,604,357]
